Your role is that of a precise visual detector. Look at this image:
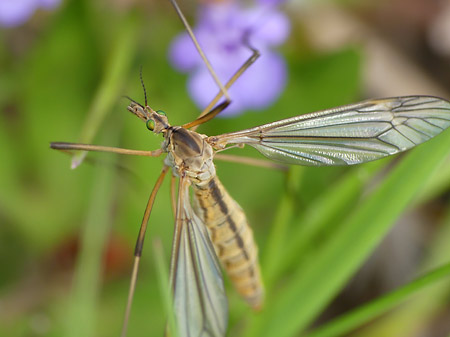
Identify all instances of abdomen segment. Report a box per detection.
[193,176,264,309]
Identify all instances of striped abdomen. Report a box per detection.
[193,176,264,309]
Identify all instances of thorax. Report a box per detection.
[163,126,216,186]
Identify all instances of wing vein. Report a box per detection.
[212,96,450,166]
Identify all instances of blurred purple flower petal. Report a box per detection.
[169,32,201,72]
[0,0,36,27]
[250,9,290,46]
[0,0,60,28]
[169,0,290,116]
[257,0,287,5]
[39,0,60,8]
[234,51,287,109]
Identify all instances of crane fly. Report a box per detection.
[50,0,450,336]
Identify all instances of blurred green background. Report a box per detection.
[1,0,450,336]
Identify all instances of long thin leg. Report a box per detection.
[169,0,261,129]
[50,148,144,180]
[121,165,169,337]
[170,174,177,218]
[168,174,187,293]
[183,100,231,130]
[168,0,230,103]
[214,153,289,171]
[51,142,163,157]
[183,42,260,130]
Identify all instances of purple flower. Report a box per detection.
[0,0,60,28]
[169,0,290,116]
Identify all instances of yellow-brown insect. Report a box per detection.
[50,1,450,336]
[53,93,450,337]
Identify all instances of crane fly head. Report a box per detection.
[126,100,170,134]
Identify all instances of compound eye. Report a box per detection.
[156,110,166,116]
[146,119,155,131]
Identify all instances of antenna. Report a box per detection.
[139,65,148,106]
[123,95,144,109]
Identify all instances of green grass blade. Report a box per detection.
[304,261,450,337]
[71,14,138,168]
[348,197,450,337]
[153,238,178,337]
[270,160,385,284]
[413,157,450,205]
[62,133,118,337]
[263,166,303,288]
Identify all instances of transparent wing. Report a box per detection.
[210,96,450,166]
[169,177,228,337]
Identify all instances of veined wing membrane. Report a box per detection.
[169,177,228,337]
[211,96,450,166]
